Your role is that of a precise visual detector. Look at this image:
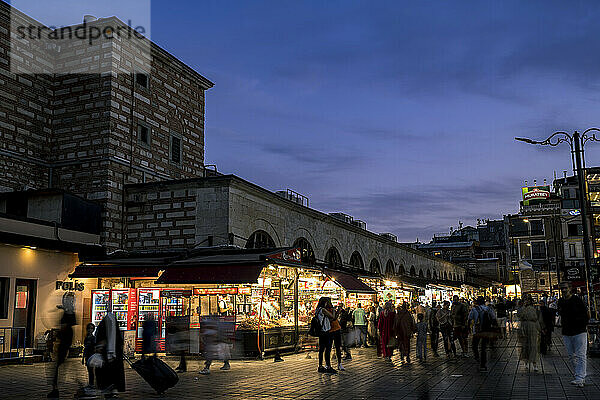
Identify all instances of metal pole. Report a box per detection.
[573,131,593,313]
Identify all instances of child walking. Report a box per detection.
[416,313,428,361]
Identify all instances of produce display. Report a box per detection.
[236,316,296,330]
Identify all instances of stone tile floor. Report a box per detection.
[1,332,599,399]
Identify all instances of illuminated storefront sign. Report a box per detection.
[522,186,550,205]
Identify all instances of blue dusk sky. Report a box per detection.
[13,1,600,242]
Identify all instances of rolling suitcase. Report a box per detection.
[125,356,179,394]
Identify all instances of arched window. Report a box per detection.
[349,251,364,269]
[385,260,395,277]
[398,264,405,275]
[418,269,424,278]
[293,237,315,265]
[325,247,342,269]
[433,270,438,280]
[443,271,448,280]
[426,269,431,279]
[369,258,381,274]
[410,266,416,276]
[245,230,275,249]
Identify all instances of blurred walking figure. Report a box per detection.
[337,303,352,360]
[558,281,589,388]
[95,302,126,397]
[437,300,456,357]
[469,296,496,372]
[82,323,96,390]
[415,313,428,361]
[495,297,508,338]
[451,295,469,357]
[328,301,345,371]
[141,313,158,359]
[367,306,378,347]
[377,301,396,359]
[353,303,368,348]
[199,317,231,375]
[394,302,416,363]
[47,292,77,399]
[517,294,543,372]
[539,299,556,355]
[429,301,440,357]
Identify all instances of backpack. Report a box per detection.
[476,306,495,333]
[308,308,325,337]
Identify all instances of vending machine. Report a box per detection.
[137,288,161,351]
[91,289,110,327]
[160,289,186,339]
[111,289,130,331]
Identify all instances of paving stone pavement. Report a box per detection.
[1,333,600,399]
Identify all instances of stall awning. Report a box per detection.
[155,263,264,284]
[69,264,162,278]
[325,269,376,294]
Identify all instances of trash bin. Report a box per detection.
[588,320,600,357]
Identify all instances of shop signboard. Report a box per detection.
[268,248,302,263]
[193,288,238,295]
[381,289,396,304]
[161,289,192,297]
[564,264,584,281]
[522,185,551,205]
[127,288,137,330]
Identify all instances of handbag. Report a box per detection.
[386,336,397,348]
[87,353,104,368]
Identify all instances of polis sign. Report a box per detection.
[56,280,84,291]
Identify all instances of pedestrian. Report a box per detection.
[353,303,368,348]
[539,299,555,355]
[415,313,428,361]
[377,301,396,359]
[95,302,126,397]
[437,300,457,357]
[517,294,543,372]
[451,295,469,357]
[429,301,440,357]
[394,302,416,363]
[314,297,337,374]
[328,301,345,371]
[141,312,158,359]
[367,306,378,346]
[337,303,352,360]
[47,292,77,399]
[373,301,383,356]
[199,317,231,375]
[557,281,589,388]
[506,297,515,333]
[469,296,496,372]
[82,323,97,390]
[495,297,508,338]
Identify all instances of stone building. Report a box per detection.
[0,2,214,249]
[123,175,466,282]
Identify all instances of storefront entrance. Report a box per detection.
[12,279,36,348]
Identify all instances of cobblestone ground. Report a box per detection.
[1,333,599,399]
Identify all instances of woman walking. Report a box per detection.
[395,302,416,363]
[367,306,378,346]
[328,301,345,371]
[315,297,337,373]
[517,294,543,372]
[377,302,396,359]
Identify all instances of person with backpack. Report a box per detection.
[314,297,336,373]
[517,294,543,372]
[468,296,496,372]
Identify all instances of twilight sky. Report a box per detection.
[15,1,600,242]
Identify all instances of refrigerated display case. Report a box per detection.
[137,288,160,351]
[111,289,130,331]
[160,289,187,339]
[91,289,110,327]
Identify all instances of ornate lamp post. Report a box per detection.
[516,128,600,314]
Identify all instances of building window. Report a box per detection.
[539,278,546,286]
[0,277,9,319]
[569,243,577,258]
[170,134,182,164]
[138,123,151,147]
[531,242,546,260]
[135,72,149,89]
[529,220,544,236]
[567,224,583,237]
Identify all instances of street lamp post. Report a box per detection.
[516,129,600,314]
